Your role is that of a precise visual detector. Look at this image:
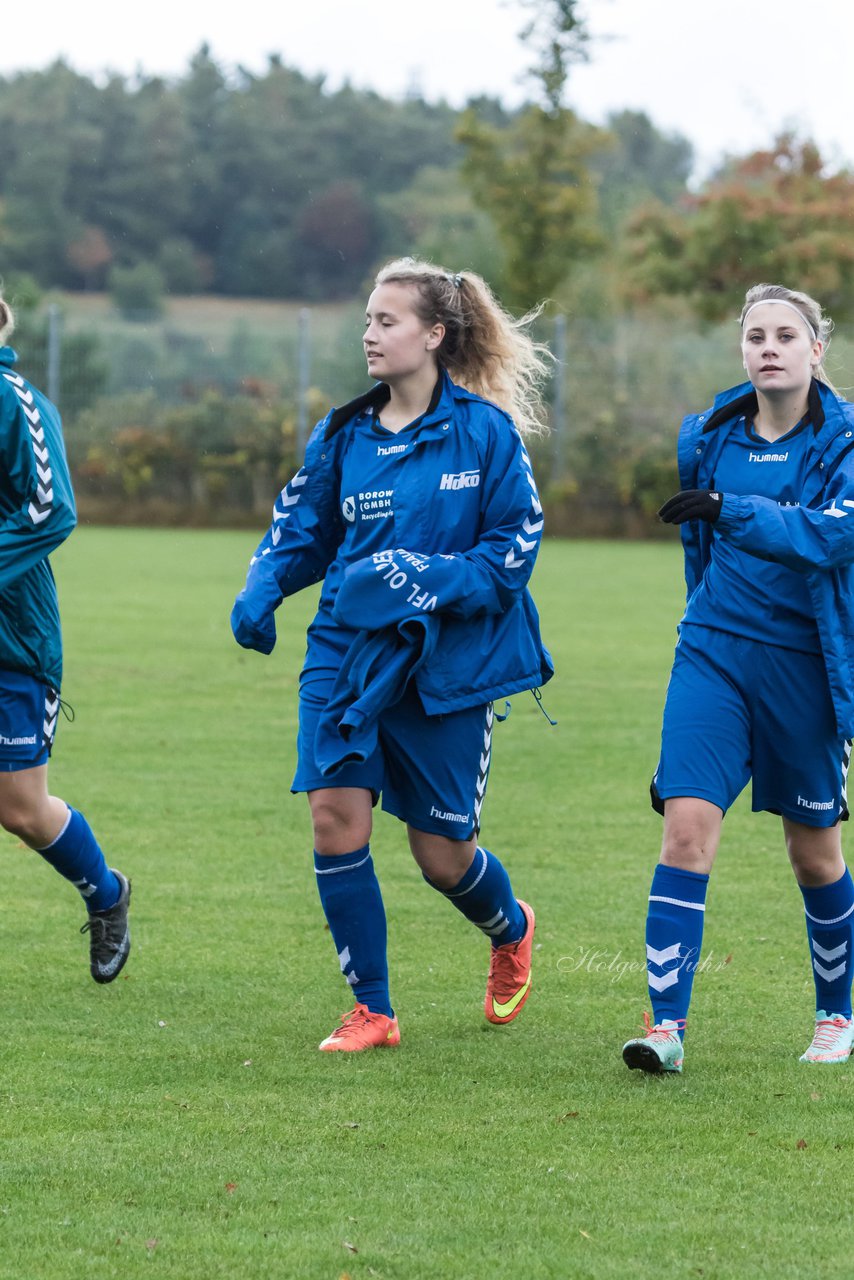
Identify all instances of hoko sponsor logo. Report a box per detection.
[439,470,480,490]
[749,451,789,463]
[798,795,835,812]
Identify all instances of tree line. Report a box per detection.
[5,0,854,534]
[3,25,853,323]
[0,45,692,306]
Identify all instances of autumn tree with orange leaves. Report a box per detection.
[623,135,854,321]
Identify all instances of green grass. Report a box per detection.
[3,532,853,1279]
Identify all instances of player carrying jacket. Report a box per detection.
[0,292,131,982]
[232,258,553,1051]
[623,283,854,1073]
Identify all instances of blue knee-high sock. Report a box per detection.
[799,868,854,1018]
[645,863,709,1037]
[36,807,119,912]
[314,846,392,1018]
[427,845,527,947]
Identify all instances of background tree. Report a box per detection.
[108,262,166,319]
[0,40,696,311]
[66,226,113,291]
[623,135,854,321]
[0,63,103,285]
[379,163,504,283]
[591,109,693,235]
[0,51,460,301]
[456,0,603,310]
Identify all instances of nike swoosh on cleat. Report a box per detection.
[97,931,129,976]
[491,974,531,1019]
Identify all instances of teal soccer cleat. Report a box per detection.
[799,1011,854,1064]
[622,1012,685,1074]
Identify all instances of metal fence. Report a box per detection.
[29,298,854,530]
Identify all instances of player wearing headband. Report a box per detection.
[232,258,553,1052]
[622,283,854,1072]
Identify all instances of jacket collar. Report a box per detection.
[703,378,827,435]
[324,369,456,441]
[0,346,17,368]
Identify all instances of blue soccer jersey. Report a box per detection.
[683,416,820,652]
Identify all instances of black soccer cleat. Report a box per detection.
[81,870,132,983]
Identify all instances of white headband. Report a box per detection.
[742,298,818,342]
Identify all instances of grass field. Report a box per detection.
[3,531,853,1279]
[57,292,359,353]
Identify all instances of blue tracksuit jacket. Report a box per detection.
[232,371,553,712]
[0,347,76,690]
[677,377,854,737]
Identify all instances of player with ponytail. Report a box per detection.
[233,258,553,1051]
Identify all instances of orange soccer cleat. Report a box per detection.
[319,1002,401,1052]
[484,900,535,1025]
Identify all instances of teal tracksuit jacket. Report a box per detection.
[0,347,76,690]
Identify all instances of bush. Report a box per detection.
[108,263,166,320]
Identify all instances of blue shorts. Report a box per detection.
[293,628,493,840]
[0,668,57,771]
[652,624,849,828]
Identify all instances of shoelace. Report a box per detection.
[639,1010,686,1040]
[330,1007,374,1037]
[487,942,523,990]
[80,915,122,950]
[341,1008,368,1026]
[810,1016,849,1050]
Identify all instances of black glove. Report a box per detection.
[658,490,723,525]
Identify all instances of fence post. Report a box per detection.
[551,312,566,484]
[296,307,311,455]
[47,303,62,408]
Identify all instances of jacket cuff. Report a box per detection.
[715,492,742,530]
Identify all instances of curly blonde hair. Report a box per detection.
[374,258,552,437]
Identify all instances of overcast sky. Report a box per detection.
[2,0,852,180]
